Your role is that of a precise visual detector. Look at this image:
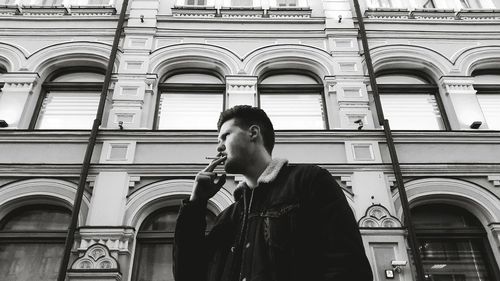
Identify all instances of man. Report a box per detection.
[174,105,373,281]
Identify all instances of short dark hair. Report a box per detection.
[217,105,275,154]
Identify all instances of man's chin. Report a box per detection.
[223,160,242,174]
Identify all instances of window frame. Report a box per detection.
[154,70,226,130]
[376,70,451,131]
[257,70,329,130]
[472,69,500,130]
[29,67,105,130]
[412,204,500,281]
[0,204,71,280]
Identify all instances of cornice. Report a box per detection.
[0,130,499,143]
[0,163,499,177]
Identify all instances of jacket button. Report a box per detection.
[230,247,235,252]
[245,243,251,248]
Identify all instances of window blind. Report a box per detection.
[158,93,223,129]
[260,94,325,130]
[477,94,500,130]
[36,92,100,129]
[380,94,444,130]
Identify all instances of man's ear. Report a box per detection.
[248,125,260,141]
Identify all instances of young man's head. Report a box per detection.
[217,106,275,174]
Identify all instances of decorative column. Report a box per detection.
[0,73,39,129]
[440,76,486,130]
[225,76,258,107]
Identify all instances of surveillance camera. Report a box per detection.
[391,260,407,267]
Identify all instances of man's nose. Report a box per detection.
[217,144,226,153]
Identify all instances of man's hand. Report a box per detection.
[190,156,227,202]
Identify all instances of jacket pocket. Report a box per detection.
[261,203,300,251]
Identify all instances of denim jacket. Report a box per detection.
[174,159,373,281]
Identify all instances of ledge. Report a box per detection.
[267,7,312,18]
[171,5,217,18]
[68,6,116,16]
[21,5,68,16]
[365,8,500,21]
[220,7,264,18]
[0,5,20,16]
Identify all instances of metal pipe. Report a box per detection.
[351,1,425,280]
[56,0,130,280]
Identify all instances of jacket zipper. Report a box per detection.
[237,188,255,281]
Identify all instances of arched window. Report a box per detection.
[412,204,499,281]
[31,68,105,129]
[131,205,217,281]
[376,71,449,130]
[155,71,225,130]
[0,205,71,281]
[472,69,500,130]
[258,72,328,130]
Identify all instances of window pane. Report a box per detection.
[276,0,297,7]
[261,74,318,84]
[380,94,444,130]
[232,0,253,6]
[477,94,500,130]
[135,243,174,281]
[158,93,223,129]
[260,94,325,129]
[51,72,104,83]
[1,208,70,231]
[140,207,216,232]
[164,73,222,84]
[376,74,429,84]
[36,91,100,129]
[0,243,63,281]
[419,238,492,281]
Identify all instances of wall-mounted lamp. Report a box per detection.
[391,260,407,273]
[140,15,144,23]
[470,121,482,129]
[354,119,363,130]
[118,121,124,130]
[0,120,8,128]
[338,14,342,23]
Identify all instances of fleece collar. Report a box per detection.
[236,158,288,190]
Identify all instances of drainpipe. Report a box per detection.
[351,1,425,281]
[56,0,130,280]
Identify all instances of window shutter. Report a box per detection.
[37,92,99,129]
[158,93,223,129]
[380,94,444,130]
[477,94,500,129]
[260,94,325,129]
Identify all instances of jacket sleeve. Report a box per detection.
[173,198,210,281]
[306,167,373,281]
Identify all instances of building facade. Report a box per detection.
[0,0,499,280]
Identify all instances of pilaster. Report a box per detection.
[225,76,258,107]
[440,76,486,130]
[0,73,39,129]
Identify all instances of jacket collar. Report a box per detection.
[233,158,288,199]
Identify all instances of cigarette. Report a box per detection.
[205,157,222,160]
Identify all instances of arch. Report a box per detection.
[393,178,500,227]
[0,42,27,72]
[244,44,334,78]
[150,44,241,79]
[125,179,234,230]
[26,41,116,80]
[370,44,452,81]
[0,178,91,226]
[454,45,500,76]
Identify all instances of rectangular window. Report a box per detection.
[36,91,99,129]
[276,0,297,7]
[380,93,445,130]
[157,93,223,129]
[186,0,207,5]
[231,0,253,6]
[476,94,500,129]
[260,93,326,130]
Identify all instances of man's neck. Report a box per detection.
[244,153,272,188]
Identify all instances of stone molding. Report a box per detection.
[366,8,500,21]
[441,77,476,94]
[77,227,135,255]
[172,6,217,18]
[487,175,500,187]
[358,204,402,228]
[71,243,120,271]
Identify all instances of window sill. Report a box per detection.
[365,8,500,21]
[0,5,20,16]
[220,7,264,18]
[172,6,217,18]
[267,7,311,18]
[68,6,117,16]
[2,5,117,16]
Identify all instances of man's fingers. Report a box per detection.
[214,174,226,187]
[203,156,228,172]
